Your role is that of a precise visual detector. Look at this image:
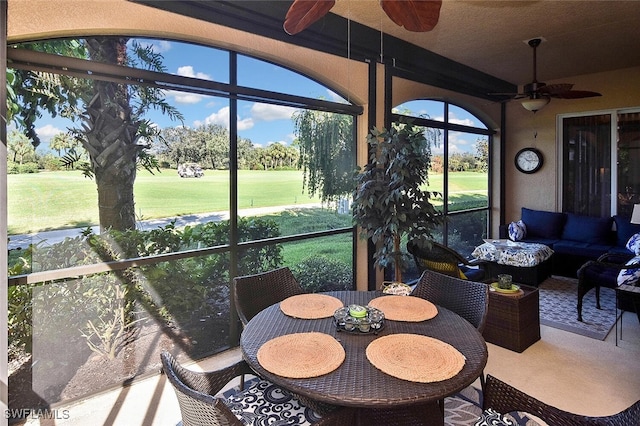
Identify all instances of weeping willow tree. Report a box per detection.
[292,110,354,203]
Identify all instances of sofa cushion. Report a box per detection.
[613,215,640,247]
[521,208,565,239]
[553,241,613,259]
[608,245,635,256]
[561,213,613,244]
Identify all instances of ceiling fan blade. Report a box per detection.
[284,0,336,35]
[550,90,602,99]
[380,0,442,32]
[538,83,574,95]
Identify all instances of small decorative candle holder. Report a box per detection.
[334,305,385,334]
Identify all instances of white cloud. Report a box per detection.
[449,117,475,127]
[155,40,172,53]
[176,65,211,80]
[36,124,64,143]
[195,106,254,131]
[285,133,296,143]
[169,90,205,105]
[250,103,297,122]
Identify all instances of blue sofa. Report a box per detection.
[500,207,640,277]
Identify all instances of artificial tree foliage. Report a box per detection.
[352,121,442,283]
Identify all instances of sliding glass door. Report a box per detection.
[560,109,640,218]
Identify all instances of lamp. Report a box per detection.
[631,203,640,224]
[521,96,550,112]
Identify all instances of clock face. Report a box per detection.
[515,148,543,174]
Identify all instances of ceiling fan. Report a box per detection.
[283,0,442,35]
[506,38,602,112]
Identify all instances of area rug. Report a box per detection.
[538,276,618,340]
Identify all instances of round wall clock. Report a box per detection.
[514,147,543,174]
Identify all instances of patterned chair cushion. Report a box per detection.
[474,408,516,426]
[508,220,527,241]
[617,255,640,286]
[225,379,322,426]
[626,233,640,255]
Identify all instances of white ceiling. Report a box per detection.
[329,0,640,89]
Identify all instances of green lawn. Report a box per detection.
[8,169,487,235]
[8,169,322,234]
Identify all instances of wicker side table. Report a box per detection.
[483,284,540,352]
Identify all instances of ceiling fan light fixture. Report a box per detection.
[521,96,550,112]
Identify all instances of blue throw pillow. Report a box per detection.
[617,255,640,286]
[521,208,565,239]
[626,233,640,255]
[561,213,613,244]
[508,220,527,241]
[614,215,640,247]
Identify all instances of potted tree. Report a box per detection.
[352,120,442,286]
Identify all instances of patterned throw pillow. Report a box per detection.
[626,233,640,255]
[474,408,516,426]
[617,255,640,286]
[225,379,322,426]
[508,220,527,241]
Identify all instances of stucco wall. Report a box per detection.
[503,66,640,224]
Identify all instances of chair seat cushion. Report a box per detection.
[582,262,620,288]
[225,379,322,426]
[460,266,485,281]
[474,408,516,425]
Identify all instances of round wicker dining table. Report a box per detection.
[240,290,488,426]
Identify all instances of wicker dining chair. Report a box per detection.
[407,240,488,282]
[411,269,489,333]
[411,268,489,398]
[232,267,305,326]
[479,374,640,426]
[161,351,355,426]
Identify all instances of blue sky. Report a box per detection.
[25,38,486,155]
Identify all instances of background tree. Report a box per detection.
[199,124,229,170]
[7,130,35,165]
[49,132,77,156]
[475,138,489,172]
[237,137,255,169]
[267,143,287,169]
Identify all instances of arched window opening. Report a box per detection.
[6,36,360,410]
[393,99,492,265]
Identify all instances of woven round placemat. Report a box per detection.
[367,295,438,322]
[279,294,344,319]
[366,333,466,383]
[257,332,345,378]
